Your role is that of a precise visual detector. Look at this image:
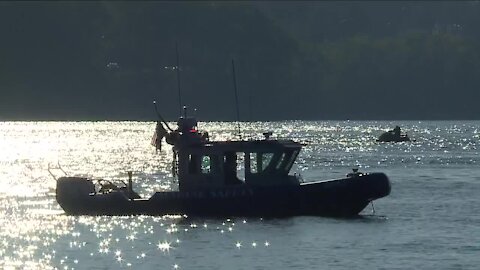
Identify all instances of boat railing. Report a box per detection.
[47,162,68,181]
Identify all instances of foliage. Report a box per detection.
[1,2,480,120]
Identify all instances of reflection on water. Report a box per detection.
[0,121,479,269]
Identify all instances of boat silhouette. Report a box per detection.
[377,126,412,142]
[55,109,391,217]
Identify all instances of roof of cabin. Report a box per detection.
[182,139,301,153]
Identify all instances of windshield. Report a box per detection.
[249,150,298,175]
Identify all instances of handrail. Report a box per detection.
[47,162,68,181]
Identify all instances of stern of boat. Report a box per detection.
[56,177,95,214]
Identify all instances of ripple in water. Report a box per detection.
[0,121,479,269]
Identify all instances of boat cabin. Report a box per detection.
[177,140,301,191]
[169,116,302,191]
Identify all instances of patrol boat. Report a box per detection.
[55,112,391,217]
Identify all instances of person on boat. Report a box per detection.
[393,126,401,138]
[152,121,168,151]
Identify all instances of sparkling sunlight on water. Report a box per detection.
[1,121,479,269]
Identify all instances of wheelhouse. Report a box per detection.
[177,140,301,191]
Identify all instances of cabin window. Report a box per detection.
[223,152,245,185]
[261,153,274,172]
[248,152,280,174]
[247,150,299,175]
[284,150,299,172]
[276,152,286,169]
[249,152,258,173]
[236,152,245,180]
[201,155,211,174]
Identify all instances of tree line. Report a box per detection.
[1,2,479,120]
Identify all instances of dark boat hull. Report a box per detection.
[377,132,411,142]
[56,173,390,217]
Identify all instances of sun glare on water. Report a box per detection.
[1,120,477,269]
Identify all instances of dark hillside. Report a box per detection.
[1,2,480,120]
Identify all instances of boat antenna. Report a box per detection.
[175,42,183,117]
[248,86,253,122]
[231,59,242,140]
[153,100,173,131]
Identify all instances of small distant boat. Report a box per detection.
[54,109,391,218]
[377,126,411,142]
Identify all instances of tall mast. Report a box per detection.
[231,59,242,140]
[175,42,182,116]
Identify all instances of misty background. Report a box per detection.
[1,1,480,121]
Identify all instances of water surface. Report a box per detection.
[0,121,479,269]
